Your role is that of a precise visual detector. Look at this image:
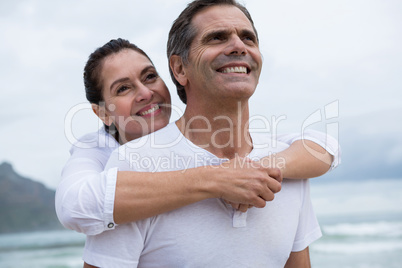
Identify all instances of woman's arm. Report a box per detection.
[113,131,340,223]
[57,130,339,234]
[224,131,340,211]
[55,132,116,235]
[264,139,333,179]
[113,160,281,224]
[56,132,281,234]
[274,129,340,178]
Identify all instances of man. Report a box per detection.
[84,1,327,267]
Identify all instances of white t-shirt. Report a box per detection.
[56,125,340,236]
[83,122,323,267]
[55,128,120,235]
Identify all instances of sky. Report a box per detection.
[0,0,401,189]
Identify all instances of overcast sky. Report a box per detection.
[1,0,401,189]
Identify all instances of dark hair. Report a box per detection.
[83,38,153,140]
[167,0,259,104]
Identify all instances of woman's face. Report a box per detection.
[99,49,171,142]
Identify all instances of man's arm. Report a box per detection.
[284,247,311,268]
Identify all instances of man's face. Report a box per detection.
[184,5,262,103]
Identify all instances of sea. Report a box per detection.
[0,178,401,268]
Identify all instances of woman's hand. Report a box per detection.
[211,157,283,212]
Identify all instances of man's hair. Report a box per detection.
[167,0,259,104]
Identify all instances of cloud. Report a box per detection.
[1,0,401,188]
[320,108,402,181]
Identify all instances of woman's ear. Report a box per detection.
[169,55,188,87]
[91,103,113,126]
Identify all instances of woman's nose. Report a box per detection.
[135,84,154,103]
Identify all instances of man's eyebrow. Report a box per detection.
[201,28,258,42]
[240,29,258,42]
[202,29,230,42]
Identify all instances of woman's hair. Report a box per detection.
[167,0,258,104]
[83,38,153,139]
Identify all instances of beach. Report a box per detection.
[1,178,401,267]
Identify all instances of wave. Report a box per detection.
[0,230,85,252]
[312,220,402,255]
[312,240,402,254]
[322,221,402,238]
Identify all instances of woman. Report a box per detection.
[55,38,339,236]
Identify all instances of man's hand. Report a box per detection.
[216,157,282,212]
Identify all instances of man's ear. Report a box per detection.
[92,103,113,126]
[169,55,188,87]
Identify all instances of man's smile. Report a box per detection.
[219,66,248,74]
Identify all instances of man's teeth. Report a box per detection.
[221,66,247,74]
[139,104,160,116]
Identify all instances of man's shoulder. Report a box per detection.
[249,132,290,158]
[123,122,181,151]
[108,122,187,170]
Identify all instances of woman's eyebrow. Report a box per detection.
[110,77,130,92]
[140,65,156,76]
[109,65,156,91]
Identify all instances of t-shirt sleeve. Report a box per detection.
[83,221,146,268]
[276,130,341,171]
[292,180,322,252]
[55,132,119,235]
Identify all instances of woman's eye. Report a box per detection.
[145,73,158,81]
[117,85,129,94]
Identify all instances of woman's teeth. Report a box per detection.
[139,104,160,116]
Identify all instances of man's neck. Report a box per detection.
[176,101,252,159]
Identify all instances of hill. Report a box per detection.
[0,162,62,233]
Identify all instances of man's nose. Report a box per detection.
[225,35,247,56]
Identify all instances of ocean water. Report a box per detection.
[0,178,401,267]
[309,178,402,268]
[0,230,85,268]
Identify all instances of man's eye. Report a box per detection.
[242,34,257,44]
[243,35,255,42]
[210,35,224,42]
